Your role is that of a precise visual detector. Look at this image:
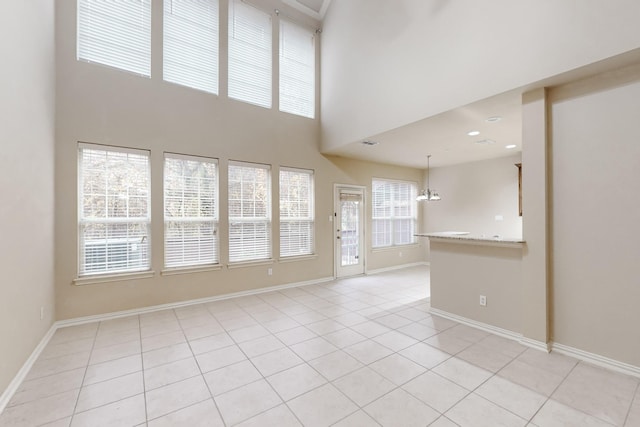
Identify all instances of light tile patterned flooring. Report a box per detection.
[1,266,639,426]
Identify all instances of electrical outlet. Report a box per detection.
[40,306,44,320]
[268,268,273,276]
[479,295,487,306]
[399,251,403,257]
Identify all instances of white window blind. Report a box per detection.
[228,162,271,262]
[78,144,151,276]
[279,19,315,118]
[228,0,272,108]
[372,179,417,248]
[164,154,219,269]
[164,0,219,94]
[77,0,152,76]
[280,168,314,257]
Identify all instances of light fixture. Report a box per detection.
[467,130,480,136]
[486,116,502,123]
[505,144,517,149]
[417,155,441,202]
[476,139,495,145]
[361,139,378,146]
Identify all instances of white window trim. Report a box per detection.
[228,160,272,263]
[163,152,220,270]
[372,177,419,248]
[279,166,315,258]
[77,142,152,278]
[279,18,316,118]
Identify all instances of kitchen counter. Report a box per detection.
[419,231,524,335]
[415,232,524,248]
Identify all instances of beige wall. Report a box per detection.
[422,155,523,241]
[0,3,56,395]
[549,65,640,366]
[430,241,523,333]
[55,1,424,320]
[320,0,640,151]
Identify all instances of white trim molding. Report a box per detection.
[429,308,523,342]
[366,261,429,276]
[429,308,550,353]
[0,275,334,413]
[552,342,640,379]
[0,324,57,414]
[57,276,334,328]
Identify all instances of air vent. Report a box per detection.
[362,140,379,146]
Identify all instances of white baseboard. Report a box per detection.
[428,308,550,353]
[552,342,640,379]
[519,336,551,353]
[58,276,335,328]
[0,324,57,414]
[1,275,334,413]
[366,261,429,276]
[428,308,523,342]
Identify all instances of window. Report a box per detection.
[164,0,219,94]
[228,0,272,108]
[78,144,151,276]
[228,162,271,262]
[372,179,417,248]
[164,154,219,268]
[280,168,314,257]
[77,0,152,76]
[279,19,315,118]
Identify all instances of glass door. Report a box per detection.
[335,186,365,277]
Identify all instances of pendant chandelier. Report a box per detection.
[417,155,441,201]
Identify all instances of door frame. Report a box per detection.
[333,184,367,278]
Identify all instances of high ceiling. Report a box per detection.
[282,0,332,20]
[323,90,523,169]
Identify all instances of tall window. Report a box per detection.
[280,168,314,257]
[78,144,151,275]
[228,0,272,108]
[77,0,152,76]
[279,19,315,118]
[164,154,219,268]
[372,179,417,248]
[164,0,219,94]
[228,162,271,262]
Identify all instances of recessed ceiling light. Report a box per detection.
[361,140,379,146]
[486,116,502,123]
[505,144,517,149]
[476,139,495,145]
[467,130,480,136]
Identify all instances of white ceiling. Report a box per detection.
[282,0,332,20]
[323,90,523,169]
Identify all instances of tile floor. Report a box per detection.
[1,266,639,426]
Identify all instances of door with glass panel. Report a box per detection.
[335,186,365,277]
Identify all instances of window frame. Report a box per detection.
[227,161,272,264]
[77,143,152,278]
[163,152,220,271]
[371,178,418,249]
[279,18,316,119]
[279,167,315,258]
[227,0,273,109]
[77,0,152,76]
[163,0,220,94]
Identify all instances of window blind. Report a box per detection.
[77,0,152,76]
[164,0,219,94]
[164,154,219,268]
[228,0,272,108]
[280,168,314,257]
[279,19,315,118]
[78,144,151,275]
[228,162,271,262]
[372,179,417,248]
